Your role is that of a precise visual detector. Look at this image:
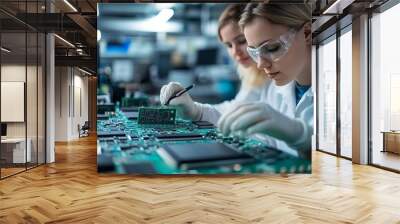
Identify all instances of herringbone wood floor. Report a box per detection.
[1,135,400,224]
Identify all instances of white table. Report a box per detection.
[1,138,31,163]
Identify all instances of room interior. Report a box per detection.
[0,0,399,222]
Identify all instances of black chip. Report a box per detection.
[97,103,115,114]
[120,144,138,150]
[121,107,139,112]
[97,131,126,138]
[122,162,157,174]
[192,120,215,129]
[98,137,115,143]
[155,133,203,141]
[97,155,115,173]
[158,143,255,169]
[97,114,109,120]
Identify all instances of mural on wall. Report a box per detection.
[97,3,313,175]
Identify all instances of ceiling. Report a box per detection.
[0,0,393,73]
[0,0,98,72]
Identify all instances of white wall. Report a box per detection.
[55,66,69,141]
[1,64,46,164]
[1,65,37,138]
[70,73,89,138]
[1,65,26,139]
[54,67,89,141]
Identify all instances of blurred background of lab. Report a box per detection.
[97,3,240,108]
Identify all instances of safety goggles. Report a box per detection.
[246,28,297,63]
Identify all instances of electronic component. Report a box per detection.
[122,111,138,120]
[97,131,126,138]
[192,120,214,129]
[137,107,176,125]
[122,162,157,174]
[98,137,115,143]
[97,103,115,114]
[97,106,312,174]
[158,142,255,170]
[97,155,115,172]
[121,107,139,112]
[155,133,203,141]
[97,114,109,120]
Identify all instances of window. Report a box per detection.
[317,35,337,154]
[370,2,400,171]
[0,1,47,179]
[339,27,352,158]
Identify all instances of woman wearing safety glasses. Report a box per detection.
[218,3,313,157]
[159,4,270,124]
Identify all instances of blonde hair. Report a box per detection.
[217,4,246,41]
[237,64,268,89]
[218,4,269,88]
[239,3,311,31]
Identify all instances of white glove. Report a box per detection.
[160,82,202,121]
[217,102,308,148]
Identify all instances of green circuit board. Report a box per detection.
[137,107,176,125]
[97,107,311,174]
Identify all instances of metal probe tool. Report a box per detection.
[165,84,195,106]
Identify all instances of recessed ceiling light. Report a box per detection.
[1,47,11,53]
[54,34,75,48]
[78,67,92,76]
[323,0,354,15]
[63,0,78,12]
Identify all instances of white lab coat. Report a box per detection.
[214,86,263,114]
[255,80,313,158]
[197,84,267,125]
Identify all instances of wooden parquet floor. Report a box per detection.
[1,135,400,224]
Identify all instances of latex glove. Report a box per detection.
[160,82,202,121]
[217,102,307,147]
